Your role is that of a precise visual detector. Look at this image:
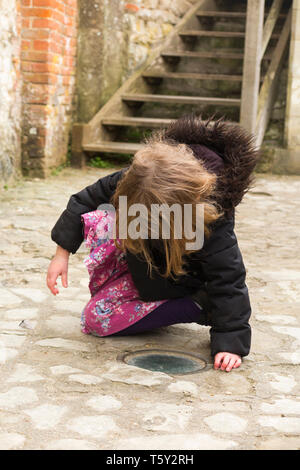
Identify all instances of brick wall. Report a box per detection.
[21,0,78,177]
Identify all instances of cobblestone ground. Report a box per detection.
[0,166,300,450]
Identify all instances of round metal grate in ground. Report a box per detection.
[119,349,207,375]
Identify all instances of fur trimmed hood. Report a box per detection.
[160,114,259,213]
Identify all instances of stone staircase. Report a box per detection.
[71,0,291,166]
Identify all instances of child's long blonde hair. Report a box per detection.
[112,138,222,279]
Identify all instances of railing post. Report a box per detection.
[284,0,300,151]
[240,0,265,134]
[261,0,284,60]
[256,8,292,147]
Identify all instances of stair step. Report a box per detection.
[122,93,241,107]
[161,50,273,60]
[83,141,143,154]
[143,71,243,82]
[196,10,286,19]
[102,117,173,128]
[197,11,247,18]
[179,30,280,39]
[162,50,244,60]
[180,30,246,38]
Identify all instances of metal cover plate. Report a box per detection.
[120,349,207,375]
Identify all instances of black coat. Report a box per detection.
[51,117,258,357]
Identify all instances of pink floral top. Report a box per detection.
[80,210,167,337]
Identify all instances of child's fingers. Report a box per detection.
[48,282,59,295]
[225,357,236,372]
[220,355,231,370]
[47,272,59,295]
[214,353,242,372]
[233,358,242,369]
[46,272,54,290]
[61,271,68,288]
[214,353,225,369]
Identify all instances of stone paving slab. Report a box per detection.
[0,167,300,450]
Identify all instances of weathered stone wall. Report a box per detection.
[125,0,199,72]
[21,0,78,177]
[76,0,199,122]
[76,0,127,123]
[0,1,22,185]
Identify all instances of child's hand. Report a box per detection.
[214,352,242,372]
[47,247,70,295]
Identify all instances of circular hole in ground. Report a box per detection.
[120,349,207,375]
